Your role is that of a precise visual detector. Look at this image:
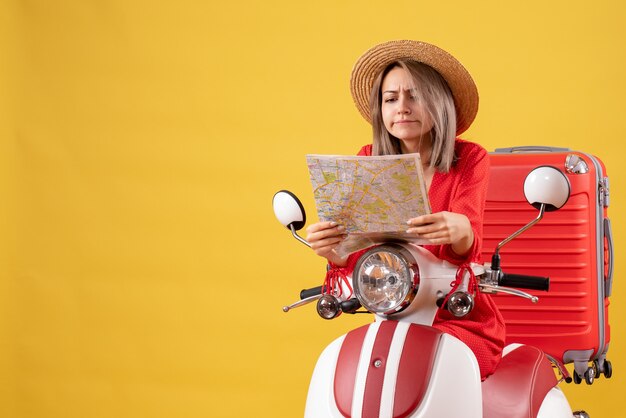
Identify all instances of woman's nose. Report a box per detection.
[397,96,411,113]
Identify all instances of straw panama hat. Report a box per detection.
[350,40,479,135]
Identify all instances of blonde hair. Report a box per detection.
[369,60,457,172]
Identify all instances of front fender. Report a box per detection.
[305,321,482,418]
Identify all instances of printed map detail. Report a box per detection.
[306,153,431,256]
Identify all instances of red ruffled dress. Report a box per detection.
[343,139,505,380]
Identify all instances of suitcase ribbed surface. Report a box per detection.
[481,152,608,364]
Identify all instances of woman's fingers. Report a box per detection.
[311,239,341,256]
[406,213,441,234]
[303,221,350,267]
[406,223,440,235]
[406,211,470,245]
[310,234,345,248]
[306,221,347,258]
[407,213,439,226]
[306,221,337,233]
[306,222,345,242]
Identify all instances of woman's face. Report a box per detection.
[380,66,434,149]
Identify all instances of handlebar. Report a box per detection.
[300,285,324,299]
[499,273,550,291]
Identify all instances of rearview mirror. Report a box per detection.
[272,190,306,230]
[272,190,310,248]
[524,166,570,211]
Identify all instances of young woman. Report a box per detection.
[306,40,505,379]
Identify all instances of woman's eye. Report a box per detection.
[384,97,397,103]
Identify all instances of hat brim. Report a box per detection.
[350,40,479,135]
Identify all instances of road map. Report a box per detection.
[306,153,431,256]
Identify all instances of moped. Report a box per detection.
[274,166,591,418]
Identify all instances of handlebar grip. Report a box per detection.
[499,273,550,291]
[300,286,324,299]
[340,298,362,314]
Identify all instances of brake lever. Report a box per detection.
[282,294,322,312]
[479,284,539,303]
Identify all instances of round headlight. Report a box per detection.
[353,244,419,315]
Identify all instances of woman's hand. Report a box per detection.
[406,211,474,256]
[306,221,348,267]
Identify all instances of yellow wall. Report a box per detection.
[1,0,624,416]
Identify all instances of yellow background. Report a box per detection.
[1,1,625,417]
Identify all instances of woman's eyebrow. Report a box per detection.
[382,87,418,94]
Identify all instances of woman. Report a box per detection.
[306,40,505,379]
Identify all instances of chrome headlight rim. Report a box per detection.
[352,243,420,316]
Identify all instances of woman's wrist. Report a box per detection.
[327,253,348,268]
[450,229,474,257]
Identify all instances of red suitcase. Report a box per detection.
[481,146,613,384]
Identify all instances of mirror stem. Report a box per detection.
[290,224,311,248]
[494,203,546,259]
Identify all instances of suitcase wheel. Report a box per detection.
[592,360,601,380]
[602,359,613,378]
[572,367,596,385]
[592,358,613,379]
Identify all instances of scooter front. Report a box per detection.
[304,320,483,418]
[273,169,585,418]
[274,191,485,417]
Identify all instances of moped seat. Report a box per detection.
[482,345,558,418]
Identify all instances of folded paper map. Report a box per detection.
[306,153,431,257]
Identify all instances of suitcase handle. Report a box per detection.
[604,218,614,297]
[494,146,571,153]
